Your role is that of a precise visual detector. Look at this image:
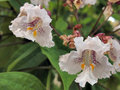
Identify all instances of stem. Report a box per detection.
[2,33,13,36]
[18,66,52,71]
[74,9,79,23]
[112,29,120,33]
[0,15,14,18]
[51,25,61,36]
[46,71,51,90]
[108,28,120,35]
[73,8,84,37]
[89,5,107,36]
[0,41,27,48]
[56,0,60,20]
[90,15,111,36]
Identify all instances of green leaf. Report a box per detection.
[41,37,76,90]
[0,72,45,90]
[46,71,51,90]
[92,84,105,90]
[0,0,9,1]
[112,14,120,20]
[7,43,46,71]
[9,0,29,12]
[55,18,68,32]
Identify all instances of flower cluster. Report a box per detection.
[9,0,120,88]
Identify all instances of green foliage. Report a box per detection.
[41,40,76,90]
[0,0,120,90]
[55,18,68,33]
[0,72,46,90]
[6,43,46,71]
[0,0,9,1]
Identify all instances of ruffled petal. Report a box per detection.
[74,36,110,58]
[36,26,54,47]
[84,36,110,55]
[59,51,82,74]
[93,56,113,79]
[75,68,97,87]
[109,39,120,73]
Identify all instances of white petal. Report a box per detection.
[75,68,97,87]
[112,39,120,52]
[35,26,54,47]
[110,39,120,73]
[84,36,110,55]
[113,59,120,72]
[84,0,97,5]
[74,37,84,54]
[59,51,82,74]
[74,36,110,58]
[93,56,113,79]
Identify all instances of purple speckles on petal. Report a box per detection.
[74,57,83,64]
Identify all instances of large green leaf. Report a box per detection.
[0,17,21,68]
[41,37,76,90]
[0,72,46,90]
[6,43,46,71]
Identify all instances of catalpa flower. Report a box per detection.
[59,36,113,87]
[107,39,120,73]
[9,3,54,48]
[74,0,97,9]
[30,0,50,8]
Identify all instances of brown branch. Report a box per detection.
[51,25,61,36]
[90,15,111,36]
[89,6,107,36]
[73,9,84,37]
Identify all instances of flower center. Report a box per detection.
[80,49,97,71]
[27,17,43,37]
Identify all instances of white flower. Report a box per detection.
[59,36,113,87]
[108,39,120,73]
[9,3,54,48]
[30,0,50,8]
[74,0,97,9]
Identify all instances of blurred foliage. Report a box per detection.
[0,0,120,90]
